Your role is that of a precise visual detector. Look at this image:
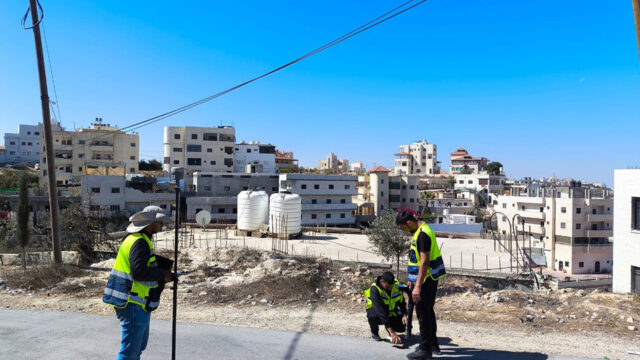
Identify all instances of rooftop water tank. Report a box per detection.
[237,190,269,231]
[269,193,301,236]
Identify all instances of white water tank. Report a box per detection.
[237,190,269,231]
[269,193,301,235]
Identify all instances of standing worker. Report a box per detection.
[364,271,408,345]
[103,206,177,360]
[396,211,446,359]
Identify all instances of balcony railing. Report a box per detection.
[587,229,613,237]
[586,213,612,222]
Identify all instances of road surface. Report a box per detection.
[0,309,596,359]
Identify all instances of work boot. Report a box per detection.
[432,343,442,356]
[371,333,382,341]
[406,346,432,359]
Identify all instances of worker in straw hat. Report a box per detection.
[103,205,177,360]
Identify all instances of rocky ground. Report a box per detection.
[1,247,639,359]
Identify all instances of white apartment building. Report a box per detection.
[81,175,174,217]
[393,139,439,175]
[186,172,280,221]
[449,148,488,174]
[233,141,276,174]
[613,170,640,294]
[497,186,613,274]
[349,161,366,174]
[318,152,349,173]
[40,119,139,187]
[2,124,41,164]
[279,174,357,226]
[454,173,506,195]
[163,126,235,176]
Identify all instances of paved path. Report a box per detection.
[0,309,597,360]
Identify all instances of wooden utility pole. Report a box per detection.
[633,0,640,64]
[28,0,62,264]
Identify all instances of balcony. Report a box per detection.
[301,203,357,211]
[520,211,545,220]
[90,142,114,152]
[587,229,613,238]
[586,213,612,222]
[516,224,545,235]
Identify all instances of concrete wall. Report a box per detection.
[163,126,235,175]
[233,143,276,174]
[613,169,640,293]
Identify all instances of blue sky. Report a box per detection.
[1,0,638,186]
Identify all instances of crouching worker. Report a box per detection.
[364,271,408,345]
[103,206,177,360]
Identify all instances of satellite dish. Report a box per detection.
[195,210,211,230]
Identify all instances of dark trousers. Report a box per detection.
[414,278,439,351]
[368,315,405,336]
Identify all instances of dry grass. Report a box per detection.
[3,265,86,290]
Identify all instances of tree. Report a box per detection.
[0,169,39,189]
[486,161,503,175]
[364,211,411,279]
[420,191,435,217]
[138,159,162,171]
[60,203,95,264]
[16,174,30,268]
[460,166,474,174]
[446,177,456,190]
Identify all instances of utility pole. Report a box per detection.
[633,0,640,64]
[28,0,62,264]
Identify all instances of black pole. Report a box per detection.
[172,186,180,360]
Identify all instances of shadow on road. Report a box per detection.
[282,301,318,360]
[398,336,548,359]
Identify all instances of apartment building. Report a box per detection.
[274,150,298,172]
[186,172,279,221]
[358,166,422,216]
[349,161,366,174]
[393,139,439,175]
[2,124,41,164]
[318,152,349,173]
[426,190,475,218]
[81,175,174,217]
[40,119,139,187]
[454,173,506,195]
[233,141,276,174]
[613,170,640,294]
[449,148,488,174]
[163,126,235,176]
[279,174,357,226]
[496,186,613,274]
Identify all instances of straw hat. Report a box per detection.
[126,205,170,233]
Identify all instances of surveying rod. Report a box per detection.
[172,186,180,360]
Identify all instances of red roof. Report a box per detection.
[440,170,448,175]
[369,166,391,173]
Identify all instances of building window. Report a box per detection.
[381,192,384,197]
[218,208,225,213]
[340,213,346,218]
[561,207,566,213]
[191,134,197,139]
[173,147,183,152]
[579,262,584,268]
[110,205,120,211]
[130,156,136,160]
[224,186,231,191]
[521,206,525,211]
[272,187,277,191]
[576,223,581,230]
[311,199,317,204]
[381,179,384,184]
[340,199,346,204]
[502,203,506,209]
[410,199,414,203]
[187,158,202,166]
[329,184,334,189]
[78,167,82,172]
[187,144,201,152]
[326,214,331,219]
[301,184,307,189]
[326,199,332,204]
[633,197,640,230]
[345,185,350,189]
[111,187,120,193]
[91,187,100,193]
[173,160,180,165]
[314,184,319,189]
[130,142,136,147]
[246,149,251,153]
[560,222,566,229]
[311,214,317,219]
[207,148,212,153]
[576,208,581,214]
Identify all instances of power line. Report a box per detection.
[42,22,63,126]
[57,0,429,156]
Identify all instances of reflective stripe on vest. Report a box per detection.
[103,232,160,312]
[407,223,447,283]
[364,281,404,317]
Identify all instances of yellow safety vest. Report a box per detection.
[364,280,404,317]
[103,233,160,312]
[407,223,446,283]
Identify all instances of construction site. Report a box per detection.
[1,226,639,359]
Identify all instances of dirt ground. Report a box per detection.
[1,247,639,359]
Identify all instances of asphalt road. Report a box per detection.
[0,309,596,360]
